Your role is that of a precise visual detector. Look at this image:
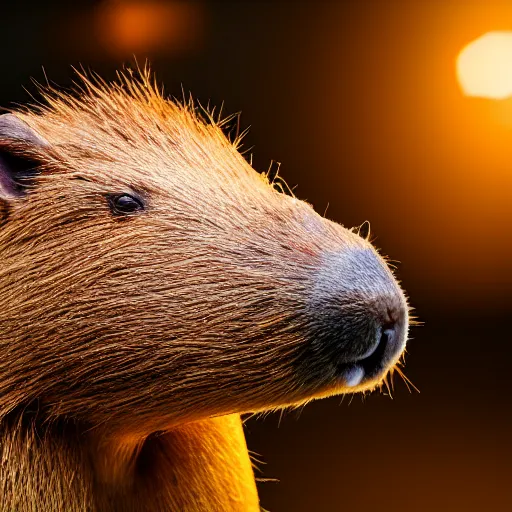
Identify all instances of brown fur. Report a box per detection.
[0,68,408,511]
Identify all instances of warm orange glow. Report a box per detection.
[96,0,203,56]
[457,31,512,99]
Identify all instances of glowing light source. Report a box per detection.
[457,31,512,99]
[96,0,203,57]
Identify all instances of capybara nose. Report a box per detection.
[307,247,408,387]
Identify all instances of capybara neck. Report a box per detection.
[0,413,259,512]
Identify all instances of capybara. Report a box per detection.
[0,69,409,511]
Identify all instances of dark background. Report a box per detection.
[2,1,511,511]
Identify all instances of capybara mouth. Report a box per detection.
[336,324,401,387]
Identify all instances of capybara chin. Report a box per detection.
[0,69,409,511]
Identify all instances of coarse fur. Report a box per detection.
[0,68,409,511]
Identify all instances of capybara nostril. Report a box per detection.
[349,318,406,385]
[323,303,406,389]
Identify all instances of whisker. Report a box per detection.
[389,367,396,393]
[277,408,285,428]
[382,372,393,399]
[395,366,420,393]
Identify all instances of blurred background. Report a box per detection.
[1,1,511,510]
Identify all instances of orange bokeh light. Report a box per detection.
[457,31,512,99]
[96,0,203,57]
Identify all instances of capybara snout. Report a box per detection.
[303,245,408,393]
[0,72,408,435]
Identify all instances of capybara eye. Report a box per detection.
[107,194,145,215]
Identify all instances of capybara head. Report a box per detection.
[0,71,409,434]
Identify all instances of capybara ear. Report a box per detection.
[0,114,49,200]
